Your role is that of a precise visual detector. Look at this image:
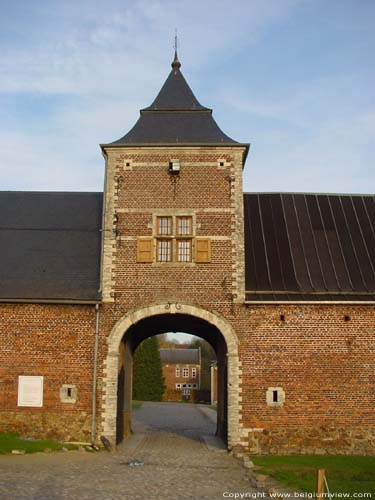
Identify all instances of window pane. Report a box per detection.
[177,239,191,262]
[157,239,171,262]
[158,217,172,235]
[177,217,192,235]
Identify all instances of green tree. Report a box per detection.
[133,336,165,401]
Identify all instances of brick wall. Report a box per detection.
[237,303,375,454]
[0,303,98,441]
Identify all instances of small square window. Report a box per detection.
[266,387,285,407]
[59,384,77,403]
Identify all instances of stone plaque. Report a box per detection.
[17,376,44,407]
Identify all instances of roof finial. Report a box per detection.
[172,28,181,70]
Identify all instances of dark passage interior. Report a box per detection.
[116,313,228,445]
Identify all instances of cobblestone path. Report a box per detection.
[0,403,256,500]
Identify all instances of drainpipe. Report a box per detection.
[91,303,100,445]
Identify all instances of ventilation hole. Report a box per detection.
[125,162,130,167]
[219,161,224,167]
[280,314,285,322]
[344,315,351,322]
[273,390,278,403]
[67,388,72,398]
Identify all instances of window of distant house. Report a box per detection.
[183,368,189,378]
[175,367,180,377]
[191,368,196,378]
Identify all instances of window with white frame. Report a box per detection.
[183,368,189,378]
[191,368,196,378]
[175,367,180,377]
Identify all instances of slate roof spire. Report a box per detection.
[172,29,181,70]
[171,49,181,70]
[106,48,246,146]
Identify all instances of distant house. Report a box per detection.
[159,348,201,398]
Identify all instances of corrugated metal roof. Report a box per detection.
[244,193,375,301]
[0,192,102,301]
[159,348,200,364]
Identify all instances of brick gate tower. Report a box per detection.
[99,50,249,446]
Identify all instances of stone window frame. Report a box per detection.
[153,211,196,265]
[175,367,180,377]
[153,213,195,264]
[60,384,78,404]
[191,367,197,378]
[182,367,189,378]
[266,387,285,407]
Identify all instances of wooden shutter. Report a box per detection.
[137,238,153,263]
[195,238,211,263]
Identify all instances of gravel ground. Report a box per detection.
[0,402,257,500]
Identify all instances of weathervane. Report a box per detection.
[172,28,181,69]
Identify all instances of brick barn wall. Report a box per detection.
[237,303,375,454]
[0,303,98,441]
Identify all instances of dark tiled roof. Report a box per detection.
[0,192,103,301]
[107,57,240,146]
[159,348,200,364]
[143,63,208,111]
[244,193,375,301]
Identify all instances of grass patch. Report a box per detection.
[132,400,143,410]
[252,455,375,495]
[0,433,78,454]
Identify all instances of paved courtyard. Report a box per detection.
[0,402,257,500]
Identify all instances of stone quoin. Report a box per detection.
[1,49,375,454]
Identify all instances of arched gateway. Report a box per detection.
[101,303,242,447]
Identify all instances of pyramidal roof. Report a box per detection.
[108,51,240,146]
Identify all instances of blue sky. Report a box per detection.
[0,0,374,194]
